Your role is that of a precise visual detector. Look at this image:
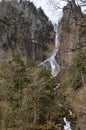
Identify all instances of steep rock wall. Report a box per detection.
[58,1,86,130]
[0,0,55,63]
[58,0,86,67]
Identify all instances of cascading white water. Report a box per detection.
[69,110,72,116]
[63,110,72,130]
[63,117,72,130]
[38,24,60,77]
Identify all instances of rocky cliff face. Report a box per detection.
[58,1,86,130]
[58,0,86,66]
[0,0,54,63]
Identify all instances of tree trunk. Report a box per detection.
[81,71,86,89]
[34,102,37,125]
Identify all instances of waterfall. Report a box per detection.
[63,117,72,130]
[63,110,72,130]
[69,110,72,116]
[38,24,60,77]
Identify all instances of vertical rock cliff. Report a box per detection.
[58,1,86,130]
[0,0,54,63]
[58,0,86,66]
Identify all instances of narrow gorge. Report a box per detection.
[0,0,86,130]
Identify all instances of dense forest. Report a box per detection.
[0,49,85,130]
[0,55,58,130]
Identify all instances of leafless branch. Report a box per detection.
[76,23,86,27]
[59,44,86,53]
[0,18,9,26]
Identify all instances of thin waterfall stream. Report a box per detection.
[63,117,72,130]
[38,24,72,130]
[38,24,60,77]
